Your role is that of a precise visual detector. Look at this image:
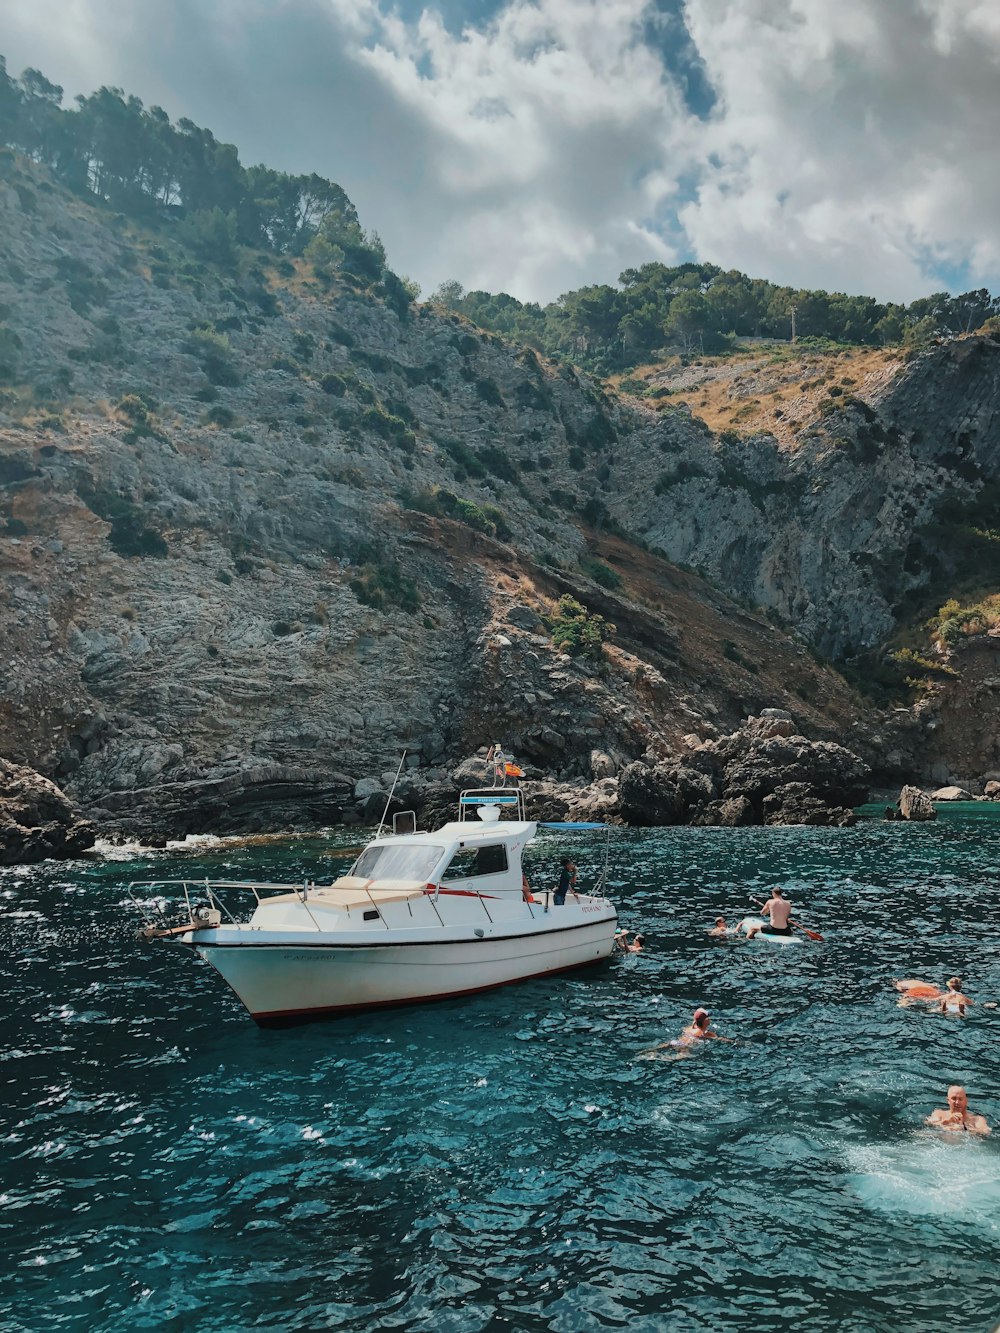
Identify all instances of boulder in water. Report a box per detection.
[930,785,971,801]
[898,785,936,821]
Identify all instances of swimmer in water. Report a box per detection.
[638,1007,732,1059]
[925,1085,990,1135]
[895,977,973,1014]
[936,977,973,1016]
[626,933,645,953]
[707,917,732,938]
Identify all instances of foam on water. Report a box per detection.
[845,1135,1000,1224]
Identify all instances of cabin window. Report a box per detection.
[350,843,444,882]
[442,844,509,881]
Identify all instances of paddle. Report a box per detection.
[752,898,824,942]
[790,918,824,942]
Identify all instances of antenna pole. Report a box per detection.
[376,751,407,838]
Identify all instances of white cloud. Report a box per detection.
[680,0,1000,300]
[2,0,1000,303]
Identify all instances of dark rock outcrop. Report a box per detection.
[0,758,96,865]
[81,765,356,841]
[619,714,870,827]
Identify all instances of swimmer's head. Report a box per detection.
[947,1085,968,1111]
[947,976,961,990]
[693,1007,709,1026]
[633,934,645,945]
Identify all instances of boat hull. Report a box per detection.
[195,918,617,1023]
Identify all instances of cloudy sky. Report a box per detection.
[2,0,997,305]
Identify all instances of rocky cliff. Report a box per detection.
[608,338,1000,657]
[0,152,996,838]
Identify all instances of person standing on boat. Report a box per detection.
[747,887,793,937]
[486,743,507,786]
[925,1085,990,1134]
[554,857,577,906]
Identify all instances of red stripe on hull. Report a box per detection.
[249,953,608,1027]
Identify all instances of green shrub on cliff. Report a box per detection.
[115,393,163,445]
[350,556,419,613]
[579,555,622,589]
[550,594,615,660]
[80,487,169,558]
[929,596,1000,647]
[398,485,512,541]
[185,328,239,386]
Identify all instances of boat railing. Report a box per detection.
[458,787,527,822]
[129,876,454,935]
[128,878,327,933]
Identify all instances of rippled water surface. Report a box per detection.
[2,808,999,1332]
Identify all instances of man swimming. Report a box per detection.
[925,1085,990,1135]
[707,917,733,938]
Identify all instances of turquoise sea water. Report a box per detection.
[1,806,999,1333]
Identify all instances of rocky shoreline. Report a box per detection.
[0,712,892,865]
[5,708,1000,866]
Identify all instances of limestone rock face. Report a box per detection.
[0,758,96,865]
[898,785,937,821]
[718,734,870,811]
[3,154,992,830]
[692,795,756,827]
[614,337,1000,661]
[618,715,869,826]
[930,785,971,801]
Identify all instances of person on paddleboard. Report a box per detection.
[925,1085,990,1135]
[746,887,793,937]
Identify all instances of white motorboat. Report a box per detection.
[133,787,618,1024]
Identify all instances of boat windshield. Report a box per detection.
[350,843,445,883]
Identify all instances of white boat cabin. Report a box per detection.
[245,789,554,933]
